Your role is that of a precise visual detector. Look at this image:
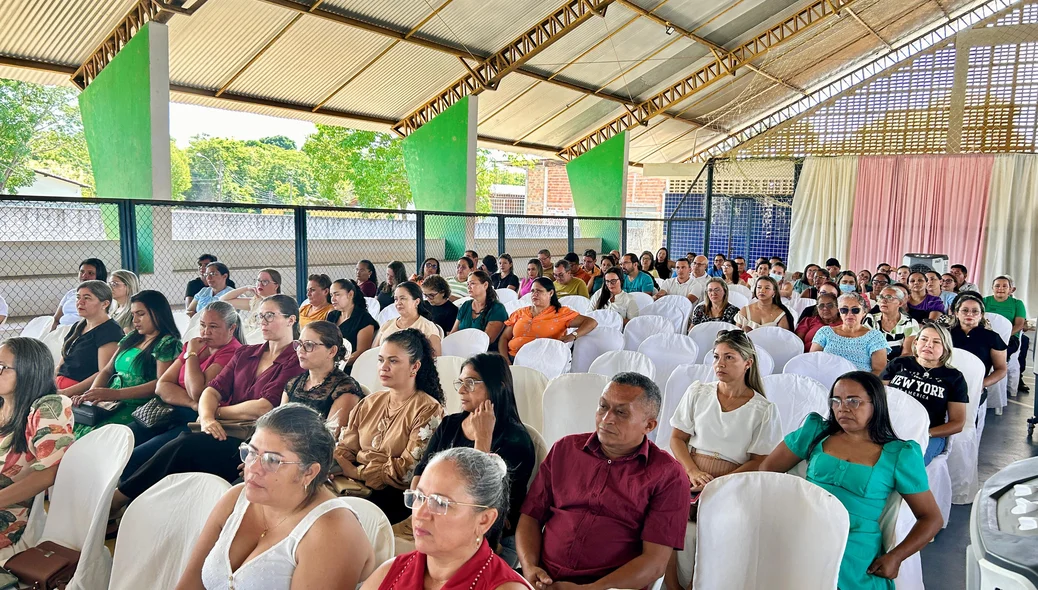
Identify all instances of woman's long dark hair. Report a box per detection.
[358,260,377,286]
[654,247,671,280]
[381,261,407,294]
[264,294,301,339]
[497,254,514,277]
[81,258,108,283]
[385,329,444,404]
[469,271,499,317]
[595,267,624,311]
[533,277,562,311]
[1,338,59,454]
[807,371,900,457]
[117,290,181,381]
[332,278,367,319]
[754,276,795,331]
[722,263,740,285]
[396,281,432,320]
[461,353,525,442]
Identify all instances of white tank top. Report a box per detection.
[200,490,357,590]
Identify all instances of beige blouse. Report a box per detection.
[337,390,443,490]
[375,315,444,345]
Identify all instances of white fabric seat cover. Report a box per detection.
[494,288,518,304]
[340,497,395,567]
[511,366,549,432]
[514,338,571,381]
[541,373,610,447]
[559,296,591,315]
[435,356,467,415]
[376,305,401,324]
[949,348,986,504]
[656,364,717,448]
[524,424,550,489]
[41,324,72,365]
[629,292,655,313]
[454,296,473,310]
[692,472,849,590]
[792,298,817,316]
[365,297,381,319]
[441,329,490,359]
[761,374,829,436]
[640,295,694,334]
[571,327,624,374]
[623,315,674,351]
[584,308,622,331]
[350,348,381,394]
[728,284,752,299]
[503,299,531,316]
[747,326,806,378]
[782,352,857,391]
[985,313,1012,412]
[20,315,53,339]
[687,321,736,356]
[588,350,656,381]
[727,292,750,309]
[172,311,190,336]
[638,333,700,395]
[110,473,231,590]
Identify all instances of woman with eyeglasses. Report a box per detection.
[283,321,365,438]
[376,282,444,357]
[335,329,445,524]
[399,354,534,561]
[760,372,942,590]
[640,251,660,280]
[361,448,528,590]
[327,279,379,371]
[0,339,75,563]
[795,292,842,353]
[735,276,794,332]
[797,282,839,321]
[419,277,458,342]
[221,268,282,335]
[410,257,441,285]
[112,294,305,511]
[690,278,739,326]
[500,277,597,362]
[800,268,831,300]
[55,280,123,398]
[593,268,640,326]
[947,293,1008,394]
[187,262,232,317]
[177,403,375,590]
[810,292,889,375]
[451,271,508,348]
[881,323,967,465]
[491,254,520,292]
[925,271,955,312]
[108,269,140,334]
[863,287,919,359]
[905,272,944,322]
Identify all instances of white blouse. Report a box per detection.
[591,290,640,320]
[669,380,782,465]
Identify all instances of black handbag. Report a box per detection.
[131,397,176,429]
[71,401,120,427]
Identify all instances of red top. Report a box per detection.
[521,433,689,584]
[795,315,839,353]
[378,539,528,590]
[176,339,241,388]
[206,342,304,407]
[359,280,377,298]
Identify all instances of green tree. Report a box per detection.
[186,135,254,202]
[302,126,410,208]
[247,142,315,205]
[170,142,191,200]
[257,135,296,150]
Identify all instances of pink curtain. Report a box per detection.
[847,155,994,276]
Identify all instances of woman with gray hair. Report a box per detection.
[881,322,968,465]
[55,280,124,398]
[864,286,919,358]
[811,292,890,375]
[177,403,375,590]
[108,269,140,333]
[360,447,528,590]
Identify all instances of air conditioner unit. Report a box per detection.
[903,253,948,275]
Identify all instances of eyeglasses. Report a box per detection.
[817,303,836,310]
[877,294,899,302]
[958,308,983,316]
[454,378,484,391]
[553,273,566,280]
[256,279,273,286]
[297,340,326,353]
[830,397,872,410]
[422,291,439,299]
[239,444,307,473]
[0,363,14,377]
[604,279,620,286]
[257,311,288,324]
[403,489,490,515]
[108,281,124,288]
[204,272,223,278]
[838,307,862,315]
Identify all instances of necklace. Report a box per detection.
[260,506,294,539]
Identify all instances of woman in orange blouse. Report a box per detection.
[499,277,597,361]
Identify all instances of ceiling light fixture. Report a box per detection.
[665,23,674,35]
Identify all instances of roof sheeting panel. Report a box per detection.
[522,3,639,78]
[476,74,541,126]
[415,0,564,56]
[523,96,626,145]
[170,89,391,133]
[319,0,451,36]
[0,0,137,66]
[0,65,71,87]
[477,82,586,140]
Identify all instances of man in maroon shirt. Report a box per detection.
[517,372,689,590]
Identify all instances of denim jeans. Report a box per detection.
[923,436,946,466]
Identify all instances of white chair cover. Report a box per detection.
[687,321,736,357]
[986,313,1012,412]
[559,296,591,315]
[747,326,805,374]
[172,311,190,336]
[885,387,930,449]
[41,324,72,365]
[503,299,531,316]
[435,356,467,415]
[623,315,674,351]
[638,333,700,395]
[340,497,395,567]
[541,373,610,447]
[640,295,694,334]
[782,352,856,391]
[699,344,774,376]
[584,308,622,331]
[588,350,656,381]
[494,288,518,304]
[524,424,549,489]
[454,296,473,309]
[761,374,829,436]
[365,297,381,318]
[656,364,717,448]
[243,328,264,345]
[109,473,231,590]
[728,284,752,299]
[519,293,533,305]
[514,338,571,381]
[571,327,624,374]
[377,304,401,324]
[511,367,549,432]
[351,348,381,394]
[792,298,817,316]
[949,348,986,505]
[630,291,655,312]
[40,424,133,590]
[19,315,53,339]
[692,472,849,590]
[441,329,490,359]
[727,291,750,309]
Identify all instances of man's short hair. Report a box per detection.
[675,258,690,267]
[584,249,597,258]
[877,262,890,270]
[554,260,571,272]
[825,257,840,267]
[197,254,217,264]
[609,372,662,419]
[538,249,551,257]
[734,256,746,261]
[951,264,969,275]
[564,252,580,264]
[623,253,638,264]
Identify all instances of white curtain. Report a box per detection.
[984,154,1038,314]
[788,156,859,273]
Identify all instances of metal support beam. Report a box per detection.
[703,160,714,256]
[217,14,302,97]
[294,207,309,304]
[845,7,894,51]
[558,0,853,160]
[393,0,615,136]
[118,200,140,274]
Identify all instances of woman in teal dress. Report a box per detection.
[72,290,182,437]
[760,371,942,589]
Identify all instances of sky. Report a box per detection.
[168,102,317,149]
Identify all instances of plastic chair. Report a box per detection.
[351,348,382,394]
[377,305,400,324]
[511,366,549,432]
[640,295,694,334]
[38,424,133,590]
[747,326,805,377]
[584,308,623,331]
[656,364,717,448]
[541,373,610,447]
[986,313,1011,413]
[761,374,830,436]
[19,315,53,339]
[524,424,549,489]
[365,297,381,318]
[692,472,849,590]
[340,497,395,567]
[172,311,190,336]
[588,350,656,381]
[514,339,571,381]
[503,300,531,316]
[41,324,72,365]
[699,344,774,376]
[623,315,674,351]
[630,291,655,312]
[571,327,624,374]
[441,329,490,358]
[687,321,736,357]
[495,288,518,304]
[559,296,591,315]
[949,348,986,505]
[782,352,856,391]
[109,473,231,590]
[435,356,467,415]
[638,333,700,396]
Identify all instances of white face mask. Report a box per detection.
[770,272,784,282]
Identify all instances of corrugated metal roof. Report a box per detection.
[0,0,137,65]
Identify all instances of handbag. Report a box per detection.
[131,397,176,429]
[70,401,120,427]
[5,541,80,589]
[188,420,256,440]
[327,475,372,498]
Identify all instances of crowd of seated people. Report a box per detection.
[3,245,1032,590]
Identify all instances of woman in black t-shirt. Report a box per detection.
[946,293,1008,390]
[55,281,124,397]
[491,254,520,292]
[326,279,379,371]
[881,322,968,465]
[421,276,459,336]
